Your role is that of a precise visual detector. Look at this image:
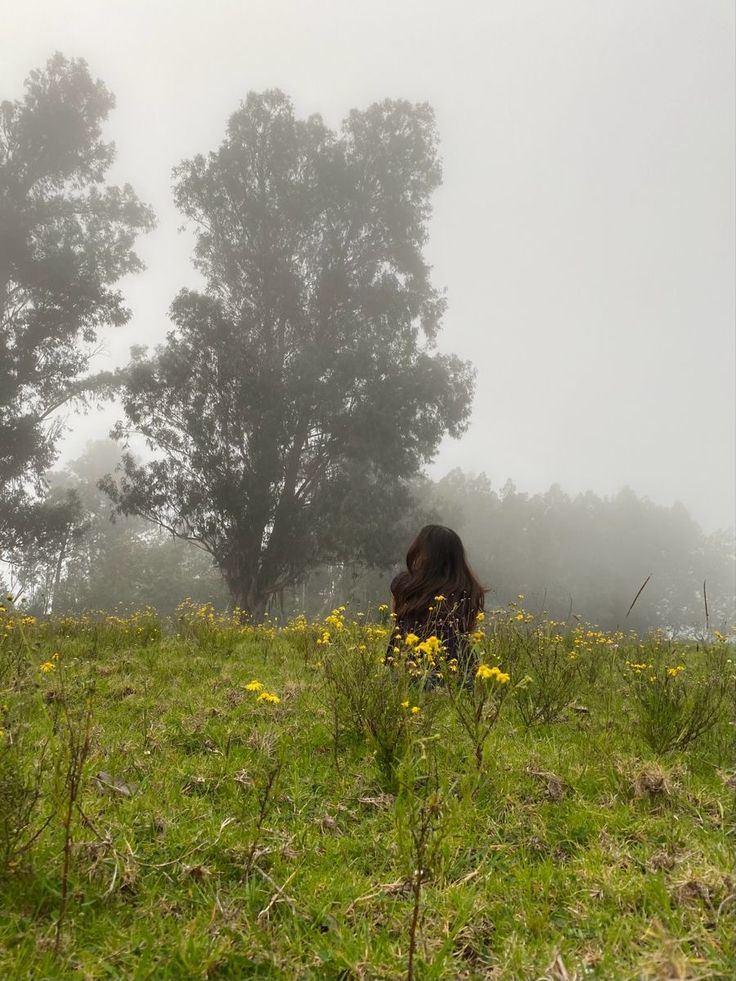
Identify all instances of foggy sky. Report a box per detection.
[3,0,734,533]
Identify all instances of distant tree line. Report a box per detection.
[3,440,733,633]
[2,55,733,632]
[410,470,734,632]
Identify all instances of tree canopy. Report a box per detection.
[406,471,735,632]
[0,53,154,557]
[104,90,473,616]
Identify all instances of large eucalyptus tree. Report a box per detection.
[105,90,473,616]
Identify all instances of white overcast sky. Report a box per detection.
[3,0,735,533]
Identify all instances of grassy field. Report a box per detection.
[1,600,734,980]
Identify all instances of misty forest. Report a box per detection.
[1,57,733,630]
[1,42,735,981]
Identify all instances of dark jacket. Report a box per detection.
[385,573,475,668]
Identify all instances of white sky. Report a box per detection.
[3,0,735,533]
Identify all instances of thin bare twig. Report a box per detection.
[125,816,236,870]
[626,575,651,619]
[703,579,709,630]
[344,878,410,913]
[256,866,299,919]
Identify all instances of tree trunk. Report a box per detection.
[50,527,69,615]
[228,576,268,623]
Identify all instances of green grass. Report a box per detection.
[1,612,734,981]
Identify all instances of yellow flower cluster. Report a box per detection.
[565,626,623,658]
[243,680,280,703]
[284,613,309,633]
[176,599,277,644]
[38,652,60,673]
[0,611,37,642]
[391,633,446,675]
[324,607,347,631]
[415,635,444,657]
[363,624,390,641]
[476,664,510,684]
[666,664,686,678]
[257,691,281,704]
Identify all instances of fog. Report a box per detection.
[3,0,733,533]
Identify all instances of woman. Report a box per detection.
[385,524,486,677]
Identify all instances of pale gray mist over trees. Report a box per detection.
[2,1,735,631]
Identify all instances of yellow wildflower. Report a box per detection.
[434,594,446,602]
[40,661,55,673]
[415,635,442,659]
[476,664,510,684]
[401,700,409,708]
[411,706,421,715]
[404,633,420,647]
[257,691,281,704]
[476,611,485,622]
[244,680,264,691]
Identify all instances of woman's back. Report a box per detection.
[385,523,485,666]
[387,610,470,664]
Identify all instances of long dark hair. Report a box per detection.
[392,525,486,632]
